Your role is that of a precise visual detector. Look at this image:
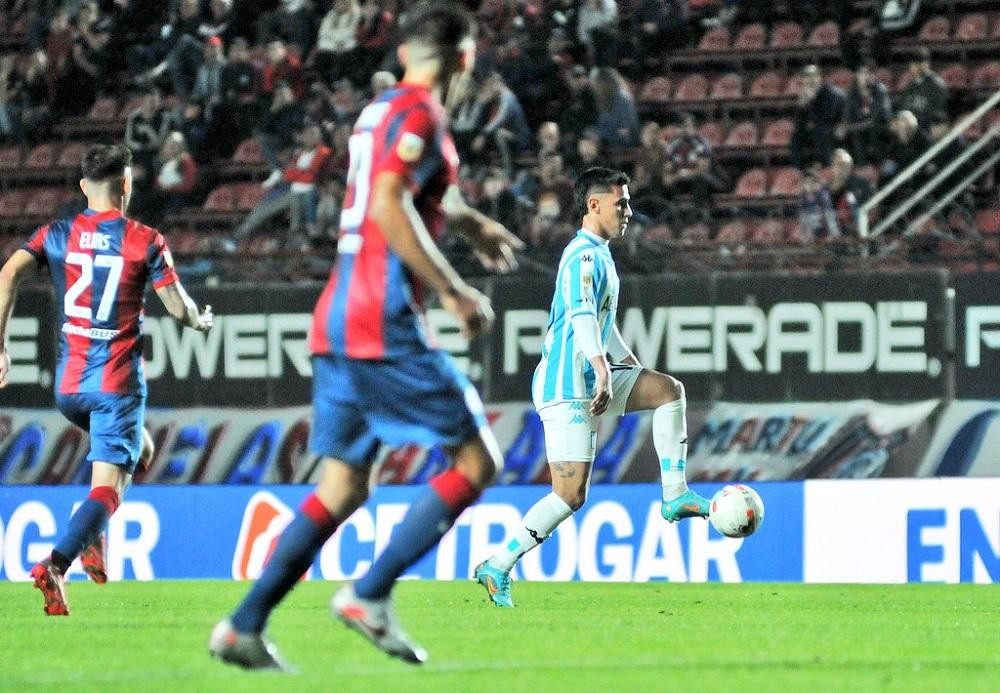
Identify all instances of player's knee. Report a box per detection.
[661,374,685,404]
[558,486,588,512]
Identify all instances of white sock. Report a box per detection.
[653,398,690,501]
[488,493,573,572]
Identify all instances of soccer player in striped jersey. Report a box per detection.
[0,144,213,615]
[211,3,523,670]
[474,167,710,608]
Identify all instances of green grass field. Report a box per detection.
[1,581,997,692]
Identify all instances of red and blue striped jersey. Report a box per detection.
[22,208,179,396]
[309,83,459,359]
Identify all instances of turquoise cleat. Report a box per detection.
[661,489,711,523]
[473,560,515,608]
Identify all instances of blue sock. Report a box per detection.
[231,494,337,634]
[355,469,478,600]
[52,486,118,572]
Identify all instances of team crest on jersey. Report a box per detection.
[397,132,425,162]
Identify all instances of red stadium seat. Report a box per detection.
[769,22,804,49]
[993,15,1000,38]
[723,121,759,148]
[940,63,969,90]
[202,184,236,211]
[235,182,268,210]
[955,13,988,41]
[847,17,872,36]
[86,97,119,122]
[23,188,64,217]
[639,76,672,103]
[674,74,710,101]
[972,62,1000,90]
[975,209,1000,235]
[917,16,951,42]
[749,71,784,98]
[24,143,58,169]
[957,111,983,139]
[168,230,200,253]
[761,119,794,147]
[0,189,28,217]
[698,26,730,52]
[642,225,672,243]
[231,137,264,164]
[733,23,766,51]
[734,168,768,197]
[57,142,91,168]
[784,218,806,243]
[807,21,839,48]
[749,219,783,243]
[896,69,915,93]
[716,221,747,243]
[770,168,803,196]
[782,73,805,98]
[710,73,742,100]
[697,121,726,148]
[827,68,854,93]
[0,145,22,171]
[679,223,710,242]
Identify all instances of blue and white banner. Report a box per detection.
[0,483,799,583]
[0,480,995,584]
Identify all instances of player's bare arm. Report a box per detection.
[154,281,213,332]
[442,184,524,273]
[0,249,38,388]
[370,170,493,338]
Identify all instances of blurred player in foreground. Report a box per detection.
[211,2,523,670]
[0,144,213,615]
[474,167,710,607]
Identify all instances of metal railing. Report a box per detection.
[858,89,1000,239]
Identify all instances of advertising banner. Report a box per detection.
[2,479,995,584]
[0,405,652,486]
[0,482,803,583]
[918,400,1000,477]
[3,270,952,410]
[954,272,1000,400]
[686,400,941,481]
[803,478,999,584]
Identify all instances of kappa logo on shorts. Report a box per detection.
[570,415,586,425]
[231,492,306,581]
[569,402,585,411]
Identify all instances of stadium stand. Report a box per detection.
[0,0,997,279]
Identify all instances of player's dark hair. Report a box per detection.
[401,2,475,49]
[81,144,132,183]
[575,167,630,217]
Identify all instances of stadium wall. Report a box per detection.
[0,480,996,584]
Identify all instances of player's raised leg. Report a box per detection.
[334,431,502,663]
[211,457,370,671]
[624,370,710,522]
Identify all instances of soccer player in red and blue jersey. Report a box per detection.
[212,3,523,670]
[0,144,212,615]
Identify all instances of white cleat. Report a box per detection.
[331,583,428,664]
[209,619,294,672]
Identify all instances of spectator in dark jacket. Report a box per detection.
[658,113,719,210]
[897,48,947,128]
[791,64,846,170]
[839,61,893,165]
[828,148,873,236]
[592,67,640,147]
[258,81,305,175]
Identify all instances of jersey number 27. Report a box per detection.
[64,252,124,322]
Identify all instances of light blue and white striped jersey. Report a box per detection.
[532,229,620,405]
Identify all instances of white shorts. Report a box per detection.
[535,365,643,463]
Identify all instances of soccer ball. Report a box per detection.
[709,484,764,538]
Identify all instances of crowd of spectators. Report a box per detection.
[0,0,988,254]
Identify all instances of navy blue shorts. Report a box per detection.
[310,351,487,467]
[56,392,145,472]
